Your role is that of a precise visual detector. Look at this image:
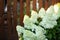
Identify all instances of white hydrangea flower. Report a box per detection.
[54,3,60,13]
[40,18,57,29]
[17,4,60,40]
[45,5,59,20]
[35,26,46,40]
[36,34,47,40]
[44,13,58,21]
[30,10,38,23]
[46,5,54,14]
[23,14,38,31]
[35,26,46,35]
[16,25,25,33]
[52,13,59,20]
[54,3,60,18]
[38,8,46,18]
[54,4,59,14]
[23,30,36,40]
[24,23,36,30]
[23,15,36,29]
[31,25,47,40]
[39,6,58,29]
[23,15,31,25]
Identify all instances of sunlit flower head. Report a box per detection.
[30,10,38,23]
[16,3,60,40]
[16,25,25,33]
[38,8,46,18]
[54,3,60,13]
[46,5,54,14]
[23,30,36,40]
[23,15,31,25]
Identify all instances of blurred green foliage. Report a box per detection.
[46,17,60,40]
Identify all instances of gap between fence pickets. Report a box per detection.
[4,0,59,13]
[4,0,40,13]
[4,5,7,13]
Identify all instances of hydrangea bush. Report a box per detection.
[16,3,60,40]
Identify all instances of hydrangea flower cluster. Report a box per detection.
[40,3,60,29]
[16,3,60,40]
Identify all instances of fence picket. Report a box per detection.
[20,0,24,26]
[26,0,30,16]
[51,0,56,5]
[7,0,12,40]
[12,0,18,40]
[33,0,36,11]
[44,0,49,10]
[0,0,4,26]
[0,0,4,40]
[39,0,43,9]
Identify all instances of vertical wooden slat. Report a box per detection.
[0,0,4,40]
[7,0,12,40]
[57,0,60,3]
[33,0,36,11]
[42,0,45,8]
[39,0,43,9]
[12,0,18,40]
[0,0,4,26]
[48,0,51,6]
[58,0,60,2]
[51,0,56,5]
[26,0,30,16]
[20,0,24,26]
[44,0,49,10]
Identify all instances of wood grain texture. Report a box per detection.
[0,0,4,26]
[12,0,18,40]
[20,0,24,26]
[33,0,36,11]
[0,0,4,40]
[51,0,56,5]
[7,0,12,40]
[26,0,30,16]
[39,0,43,9]
[44,0,49,10]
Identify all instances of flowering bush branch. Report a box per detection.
[16,3,60,40]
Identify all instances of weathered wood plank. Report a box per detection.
[39,0,43,9]
[20,0,24,26]
[0,0,4,26]
[57,0,60,3]
[26,0,30,16]
[12,0,18,40]
[0,0,4,40]
[33,0,36,11]
[7,0,12,40]
[44,0,49,10]
[51,0,56,5]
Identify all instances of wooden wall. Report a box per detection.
[0,0,5,40]
[7,0,18,40]
[0,0,60,40]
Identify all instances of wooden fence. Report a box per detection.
[0,0,60,40]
